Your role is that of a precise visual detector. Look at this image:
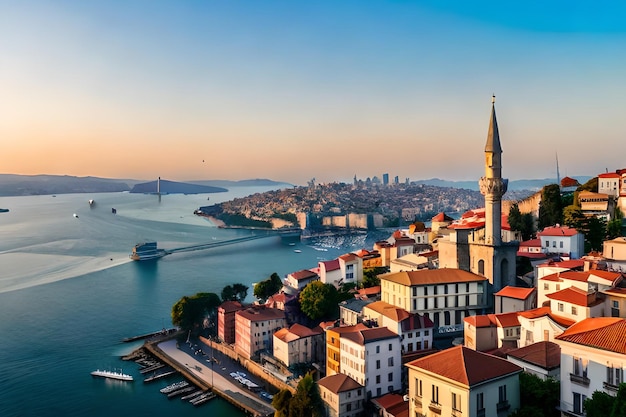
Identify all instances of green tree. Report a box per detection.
[521,212,536,240]
[611,383,626,417]
[272,389,293,417]
[508,203,523,233]
[607,207,624,240]
[578,176,598,192]
[518,373,560,417]
[299,281,339,320]
[288,373,324,417]
[579,216,607,252]
[253,272,283,301]
[508,204,535,240]
[563,205,585,228]
[171,292,221,332]
[362,267,387,288]
[221,283,248,302]
[538,184,563,229]
[584,390,614,417]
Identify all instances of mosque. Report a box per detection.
[437,96,520,298]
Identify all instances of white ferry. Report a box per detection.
[90,369,134,381]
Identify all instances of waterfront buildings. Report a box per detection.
[272,323,324,367]
[217,300,244,344]
[234,306,287,360]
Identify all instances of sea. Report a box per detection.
[0,187,387,417]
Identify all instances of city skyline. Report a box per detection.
[1,1,625,185]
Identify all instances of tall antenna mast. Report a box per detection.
[555,153,561,188]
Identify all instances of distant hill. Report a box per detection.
[414,177,592,192]
[189,179,293,188]
[0,174,132,196]
[129,179,227,194]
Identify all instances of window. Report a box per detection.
[389,343,392,351]
[388,357,394,366]
[376,345,380,354]
[388,372,393,382]
[498,385,507,403]
[408,343,413,351]
[544,283,549,290]
[612,300,620,317]
[431,385,439,404]
[607,365,623,386]
[553,241,556,248]
[376,360,380,369]
[415,378,422,397]
[573,392,586,415]
[452,392,461,412]
[560,241,564,248]
[476,392,484,413]
[571,306,577,315]
[574,357,587,377]
[376,375,381,384]
[545,240,550,248]
[558,303,564,312]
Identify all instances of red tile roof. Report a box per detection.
[494,286,535,300]
[432,212,455,222]
[274,323,322,342]
[357,286,381,296]
[339,253,358,261]
[561,176,580,187]
[380,269,487,286]
[546,287,600,307]
[218,300,244,313]
[538,225,579,237]
[519,239,542,247]
[406,346,522,386]
[540,270,590,283]
[319,259,340,271]
[599,172,621,178]
[373,393,405,409]
[289,269,319,281]
[538,259,586,269]
[556,317,626,354]
[342,327,399,345]
[507,341,561,370]
[318,373,362,393]
[495,312,520,328]
[517,307,576,328]
[236,306,286,322]
[464,314,497,328]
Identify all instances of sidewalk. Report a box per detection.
[158,339,275,416]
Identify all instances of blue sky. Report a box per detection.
[1,1,625,184]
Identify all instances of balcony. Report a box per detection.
[497,400,510,412]
[604,381,620,393]
[428,402,442,414]
[570,373,590,386]
[412,397,422,407]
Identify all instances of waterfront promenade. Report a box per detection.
[154,339,275,417]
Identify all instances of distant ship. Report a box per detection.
[90,369,133,381]
[88,199,94,206]
[130,242,167,261]
[0,208,8,213]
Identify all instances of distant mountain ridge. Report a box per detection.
[130,179,227,194]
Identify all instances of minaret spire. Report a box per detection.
[479,95,508,246]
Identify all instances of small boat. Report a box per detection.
[88,199,94,206]
[91,369,134,381]
[130,242,167,261]
[0,208,8,213]
[73,213,79,219]
[293,249,302,253]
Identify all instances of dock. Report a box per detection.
[122,328,177,343]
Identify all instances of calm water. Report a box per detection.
[0,188,380,417]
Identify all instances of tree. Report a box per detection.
[221,283,249,302]
[584,390,614,417]
[610,383,626,417]
[538,184,563,229]
[518,373,560,417]
[299,281,339,320]
[362,267,387,288]
[288,373,324,417]
[508,204,535,240]
[580,216,607,252]
[254,272,283,301]
[607,207,624,240]
[171,292,221,332]
[272,389,293,417]
[563,205,584,229]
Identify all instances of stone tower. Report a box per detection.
[479,95,508,246]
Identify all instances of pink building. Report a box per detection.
[234,306,287,359]
[217,300,244,344]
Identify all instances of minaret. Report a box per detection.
[479,95,508,246]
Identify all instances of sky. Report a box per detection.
[1,1,625,185]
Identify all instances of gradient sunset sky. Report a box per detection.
[1,1,625,185]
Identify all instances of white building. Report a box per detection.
[537,225,585,260]
[272,323,324,367]
[406,346,522,417]
[339,327,402,399]
[318,373,365,417]
[555,317,626,415]
[516,306,574,348]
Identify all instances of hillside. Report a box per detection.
[129,179,227,194]
[0,174,133,196]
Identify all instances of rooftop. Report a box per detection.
[494,286,535,300]
[318,373,362,393]
[507,341,561,370]
[556,317,626,354]
[380,269,487,286]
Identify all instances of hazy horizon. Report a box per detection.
[2,1,625,185]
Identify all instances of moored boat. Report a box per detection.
[91,369,134,381]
